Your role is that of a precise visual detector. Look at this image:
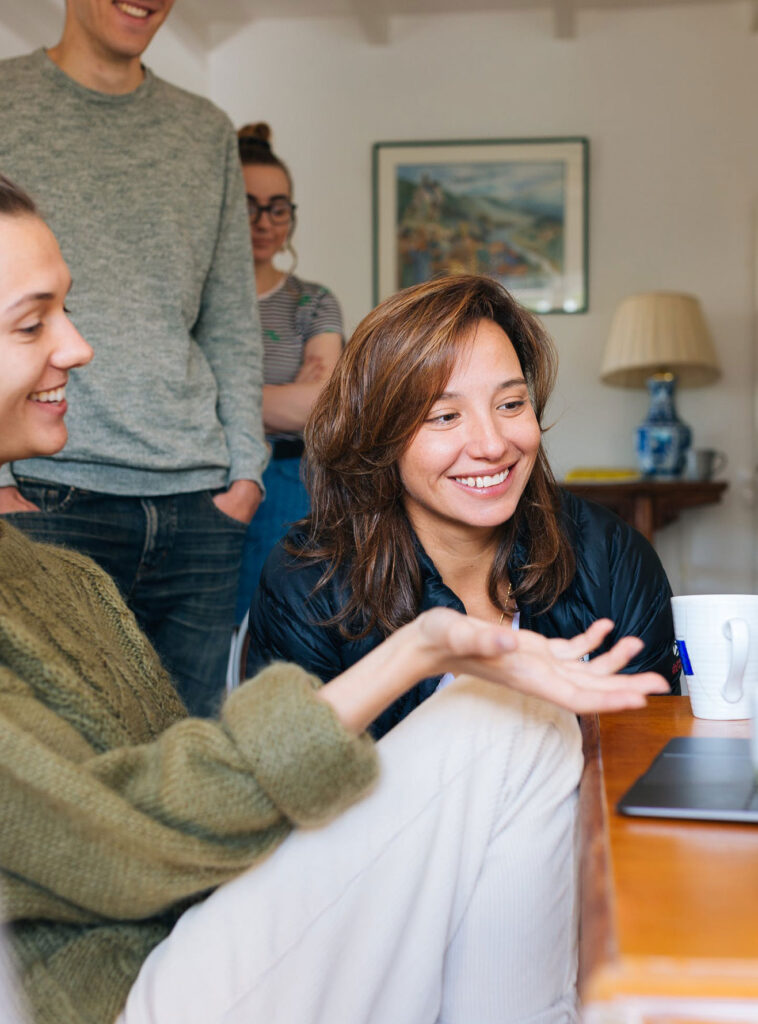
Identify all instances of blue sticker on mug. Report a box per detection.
[676,639,693,676]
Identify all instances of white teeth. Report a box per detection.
[115,1,150,18]
[30,386,65,403]
[454,468,510,489]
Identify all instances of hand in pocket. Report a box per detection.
[0,485,40,514]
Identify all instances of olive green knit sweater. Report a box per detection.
[0,521,377,1024]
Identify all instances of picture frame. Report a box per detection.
[372,136,589,314]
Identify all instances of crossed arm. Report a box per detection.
[262,332,342,435]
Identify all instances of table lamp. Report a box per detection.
[600,292,721,478]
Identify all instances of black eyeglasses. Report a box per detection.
[246,195,297,225]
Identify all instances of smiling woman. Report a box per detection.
[248,274,681,737]
[0,179,92,466]
[397,318,542,545]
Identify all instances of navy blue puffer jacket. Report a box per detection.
[247,490,680,739]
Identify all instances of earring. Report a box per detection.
[286,239,298,275]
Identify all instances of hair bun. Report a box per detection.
[237,121,272,152]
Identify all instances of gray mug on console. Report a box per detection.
[684,447,727,481]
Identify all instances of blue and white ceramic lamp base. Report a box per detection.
[635,373,692,479]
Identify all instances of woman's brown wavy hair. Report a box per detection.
[294,273,575,638]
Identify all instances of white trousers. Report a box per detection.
[119,678,583,1024]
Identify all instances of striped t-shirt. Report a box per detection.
[260,275,344,443]
[260,275,343,388]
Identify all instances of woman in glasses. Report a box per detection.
[235,123,344,620]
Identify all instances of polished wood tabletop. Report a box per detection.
[578,697,758,1023]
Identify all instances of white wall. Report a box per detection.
[0,22,41,59]
[141,23,209,97]
[210,2,758,595]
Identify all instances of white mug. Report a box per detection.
[671,594,758,720]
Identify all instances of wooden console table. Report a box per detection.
[578,698,758,1023]
[563,480,728,543]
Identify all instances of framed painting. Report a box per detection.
[372,136,589,314]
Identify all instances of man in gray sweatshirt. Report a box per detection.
[0,0,268,715]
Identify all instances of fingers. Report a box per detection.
[615,670,670,695]
[585,640,670,693]
[544,622,660,684]
[546,669,669,714]
[541,619,615,661]
[418,611,670,713]
[637,672,671,694]
[567,618,615,655]
[584,635,644,674]
[566,668,668,697]
[418,609,518,662]
[449,617,518,659]
[566,689,649,714]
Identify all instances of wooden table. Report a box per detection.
[579,697,758,1023]
[563,480,728,543]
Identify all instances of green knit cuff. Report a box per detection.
[221,663,378,827]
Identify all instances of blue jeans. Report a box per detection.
[235,456,310,623]
[4,479,247,717]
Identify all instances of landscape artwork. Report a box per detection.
[373,138,588,314]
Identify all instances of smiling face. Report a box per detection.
[241,164,293,268]
[397,318,541,546]
[0,214,93,465]
[64,0,175,64]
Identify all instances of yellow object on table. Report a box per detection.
[564,467,641,482]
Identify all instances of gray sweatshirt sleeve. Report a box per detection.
[193,127,269,488]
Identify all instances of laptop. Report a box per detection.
[617,736,758,824]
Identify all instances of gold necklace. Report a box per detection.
[498,582,513,625]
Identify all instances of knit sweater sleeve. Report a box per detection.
[0,524,376,926]
[0,659,376,925]
[0,664,376,925]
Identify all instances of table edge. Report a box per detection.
[577,713,619,998]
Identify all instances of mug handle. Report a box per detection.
[713,450,728,475]
[721,617,749,703]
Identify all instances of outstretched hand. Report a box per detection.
[415,607,669,714]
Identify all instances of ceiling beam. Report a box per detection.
[553,0,575,39]
[352,0,390,45]
[177,0,256,50]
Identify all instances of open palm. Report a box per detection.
[416,607,669,714]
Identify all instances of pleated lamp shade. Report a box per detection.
[601,292,721,388]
